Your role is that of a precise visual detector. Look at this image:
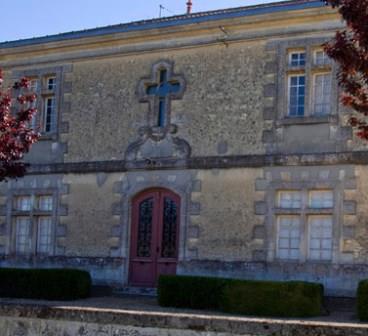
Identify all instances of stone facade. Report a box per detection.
[0,0,367,296]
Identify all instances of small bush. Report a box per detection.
[158,275,227,310]
[357,280,368,321]
[221,280,323,317]
[158,275,323,317]
[0,268,91,300]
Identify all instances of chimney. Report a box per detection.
[186,0,192,14]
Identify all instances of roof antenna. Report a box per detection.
[186,0,193,14]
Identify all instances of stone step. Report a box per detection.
[114,287,157,297]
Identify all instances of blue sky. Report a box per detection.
[0,0,284,43]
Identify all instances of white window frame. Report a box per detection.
[274,189,336,262]
[277,215,301,260]
[288,74,306,117]
[289,51,306,67]
[309,190,334,209]
[307,215,333,261]
[12,194,55,256]
[46,76,56,91]
[278,190,302,209]
[43,96,56,133]
[314,50,330,66]
[312,72,332,116]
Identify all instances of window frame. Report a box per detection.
[287,74,306,117]
[280,45,336,122]
[274,188,336,263]
[276,215,301,260]
[10,191,57,256]
[307,215,333,261]
[311,72,332,117]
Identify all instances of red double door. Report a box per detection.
[129,189,180,287]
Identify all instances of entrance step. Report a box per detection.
[114,287,157,297]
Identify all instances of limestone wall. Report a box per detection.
[0,303,366,336]
[64,41,267,162]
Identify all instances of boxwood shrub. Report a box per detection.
[357,280,368,321]
[158,275,323,317]
[0,268,91,300]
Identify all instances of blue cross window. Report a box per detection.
[146,68,182,128]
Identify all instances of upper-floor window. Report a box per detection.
[29,79,39,92]
[289,51,306,67]
[286,48,333,119]
[314,50,331,66]
[288,75,305,117]
[312,73,332,116]
[278,190,302,209]
[44,96,56,133]
[46,77,56,91]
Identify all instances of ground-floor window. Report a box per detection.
[276,190,334,261]
[12,194,55,255]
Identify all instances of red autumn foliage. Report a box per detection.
[323,0,368,139]
[0,69,39,181]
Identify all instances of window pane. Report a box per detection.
[314,51,330,66]
[30,79,38,91]
[308,216,333,261]
[47,77,56,90]
[44,97,56,133]
[278,216,300,260]
[15,196,32,211]
[288,75,305,116]
[15,217,31,254]
[289,52,306,67]
[39,196,53,211]
[37,217,52,254]
[313,73,331,115]
[278,191,302,208]
[309,190,333,208]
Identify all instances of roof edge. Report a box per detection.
[0,0,326,49]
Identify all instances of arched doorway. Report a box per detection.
[129,188,180,287]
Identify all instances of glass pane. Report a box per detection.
[288,75,305,116]
[15,217,31,254]
[47,77,56,90]
[278,191,302,208]
[313,73,331,115]
[44,97,56,133]
[289,52,306,66]
[278,216,300,260]
[37,217,52,253]
[309,190,333,208]
[309,216,333,260]
[161,197,178,258]
[137,197,153,258]
[15,196,32,211]
[39,196,53,211]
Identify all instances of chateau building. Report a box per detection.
[0,0,366,296]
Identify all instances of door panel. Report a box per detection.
[129,189,180,287]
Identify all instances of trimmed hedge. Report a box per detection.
[158,275,323,317]
[0,268,91,300]
[357,280,368,321]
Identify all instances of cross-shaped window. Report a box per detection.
[138,61,185,133]
[145,69,181,127]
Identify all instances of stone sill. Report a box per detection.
[277,115,338,126]
[274,208,333,215]
[38,133,57,141]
